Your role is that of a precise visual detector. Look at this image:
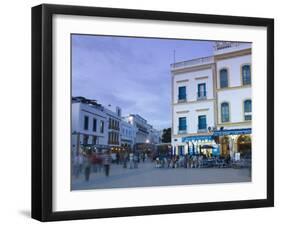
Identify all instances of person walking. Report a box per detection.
[73,153,80,178]
[129,152,134,169]
[103,151,112,177]
[91,152,98,173]
[84,151,92,182]
[133,152,138,168]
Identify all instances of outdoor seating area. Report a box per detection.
[154,155,251,169]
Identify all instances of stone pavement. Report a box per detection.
[71,161,251,190]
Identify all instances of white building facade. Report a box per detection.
[120,120,137,150]
[124,114,161,152]
[104,106,122,152]
[171,42,252,158]
[72,97,108,154]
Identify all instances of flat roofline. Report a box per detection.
[171,55,214,70]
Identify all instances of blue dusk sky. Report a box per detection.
[72,35,214,130]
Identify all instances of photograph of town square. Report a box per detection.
[71,34,252,190]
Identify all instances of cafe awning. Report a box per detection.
[182,135,213,142]
[213,128,251,136]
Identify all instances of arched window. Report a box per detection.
[219,69,228,88]
[221,102,230,123]
[244,99,252,120]
[242,65,251,85]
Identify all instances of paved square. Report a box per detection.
[72,161,251,190]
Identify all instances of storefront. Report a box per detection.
[213,128,252,159]
[181,135,218,156]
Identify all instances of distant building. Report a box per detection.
[171,42,252,158]
[72,97,161,155]
[104,106,122,152]
[72,97,108,154]
[124,114,161,152]
[125,114,149,144]
[120,120,137,150]
[148,125,161,145]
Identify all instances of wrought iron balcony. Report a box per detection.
[178,126,187,134]
[178,95,187,103]
[171,56,214,69]
[197,91,207,100]
[198,124,207,133]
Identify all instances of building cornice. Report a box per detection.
[173,98,215,106]
[217,121,252,127]
[172,63,214,75]
[214,48,251,61]
[173,132,211,138]
[217,84,251,92]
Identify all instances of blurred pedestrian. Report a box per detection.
[129,152,134,169]
[116,152,120,165]
[91,152,98,173]
[123,152,128,168]
[133,153,138,168]
[103,151,112,177]
[73,153,80,178]
[84,151,92,182]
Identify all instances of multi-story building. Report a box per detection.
[125,114,149,144]
[148,125,161,145]
[124,114,161,152]
[72,98,161,155]
[104,106,122,152]
[171,42,252,158]
[120,120,137,150]
[72,97,108,154]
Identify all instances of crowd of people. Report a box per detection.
[72,149,250,182]
[72,149,149,182]
[154,154,232,169]
[72,150,112,182]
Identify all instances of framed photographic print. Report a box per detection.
[32,4,274,221]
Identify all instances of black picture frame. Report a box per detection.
[32,3,274,222]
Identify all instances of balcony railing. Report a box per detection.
[178,126,187,134]
[197,91,207,100]
[198,124,207,133]
[171,56,214,69]
[178,95,187,103]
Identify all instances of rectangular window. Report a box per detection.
[92,118,97,132]
[100,120,104,133]
[198,115,207,130]
[221,103,230,123]
[109,118,112,129]
[92,136,97,145]
[178,117,187,132]
[242,65,251,85]
[220,69,228,88]
[83,115,89,130]
[83,135,89,145]
[178,86,186,101]
[197,83,206,99]
[244,100,252,121]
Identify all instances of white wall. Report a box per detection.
[72,102,108,145]
[173,68,215,135]
[216,54,251,88]
[173,101,215,135]
[0,0,279,226]
[173,68,214,103]
[217,87,252,124]
[121,120,136,144]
